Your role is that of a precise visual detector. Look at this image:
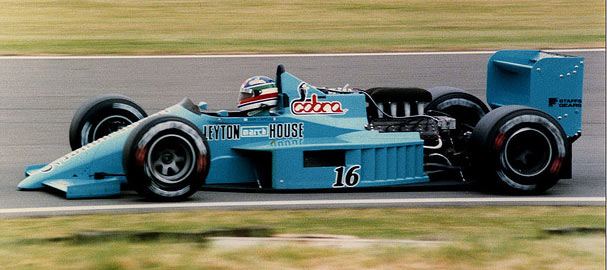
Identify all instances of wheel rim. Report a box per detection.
[502,127,552,177]
[92,115,133,140]
[147,134,196,184]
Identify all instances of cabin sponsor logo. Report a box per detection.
[241,126,268,137]
[290,82,346,115]
[203,123,304,141]
[269,123,303,139]
[203,124,241,141]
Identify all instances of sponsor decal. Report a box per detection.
[246,117,273,122]
[241,126,268,137]
[241,76,272,90]
[548,98,582,108]
[270,138,304,147]
[39,164,54,173]
[203,122,304,141]
[203,124,240,141]
[290,82,346,115]
[269,123,303,139]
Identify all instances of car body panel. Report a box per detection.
[487,50,584,137]
[18,50,584,199]
[19,71,428,198]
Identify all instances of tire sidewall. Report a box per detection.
[123,115,209,201]
[471,106,568,194]
[426,87,490,125]
[70,95,146,150]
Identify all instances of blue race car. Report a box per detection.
[18,50,585,201]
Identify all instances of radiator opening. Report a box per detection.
[303,150,345,167]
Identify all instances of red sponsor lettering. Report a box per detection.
[291,94,345,115]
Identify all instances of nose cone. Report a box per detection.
[19,163,63,189]
[19,163,58,189]
[18,170,48,189]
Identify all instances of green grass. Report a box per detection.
[0,206,604,269]
[0,0,604,55]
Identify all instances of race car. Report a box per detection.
[18,50,585,201]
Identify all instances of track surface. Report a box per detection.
[0,50,604,216]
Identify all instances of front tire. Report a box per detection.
[69,94,147,150]
[123,115,210,201]
[469,105,568,194]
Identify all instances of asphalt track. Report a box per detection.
[0,49,604,216]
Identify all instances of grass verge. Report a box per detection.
[0,0,604,55]
[0,206,604,269]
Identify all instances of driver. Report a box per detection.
[237,76,279,115]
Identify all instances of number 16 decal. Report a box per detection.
[333,165,361,188]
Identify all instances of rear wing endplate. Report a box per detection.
[487,50,584,137]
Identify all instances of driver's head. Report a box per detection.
[237,76,279,111]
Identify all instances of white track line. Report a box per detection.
[0,197,604,215]
[0,48,603,60]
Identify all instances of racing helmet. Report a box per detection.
[237,76,279,111]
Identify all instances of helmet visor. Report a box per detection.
[238,92,254,103]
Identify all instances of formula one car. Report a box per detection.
[18,50,585,200]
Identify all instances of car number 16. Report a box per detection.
[332,165,361,188]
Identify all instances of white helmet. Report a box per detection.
[237,76,279,111]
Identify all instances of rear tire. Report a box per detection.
[425,87,490,177]
[426,86,490,129]
[469,105,568,194]
[69,94,146,150]
[123,115,210,201]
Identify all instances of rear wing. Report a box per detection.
[487,50,584,138]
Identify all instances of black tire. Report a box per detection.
[469,105,568,194]
[426,87,490,175]
[69,94,147,150]
[123,115,210,201]
[426,86,490,129]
